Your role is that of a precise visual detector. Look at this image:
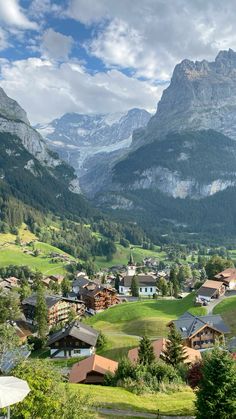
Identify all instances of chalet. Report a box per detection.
[69,354,118,384]
[196,280,225,303]
[79,283,120,313]
[214,268,236,290]
[119,274,157,296]
[128,338,202,364]
[22,294,85,327]
[169,312,229,350]
[47,321,99,358]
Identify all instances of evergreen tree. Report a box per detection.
[35,286,48,341]
[195,348,236,419]
[138,336,155,365]
[161,326,187,368]
[158,277,168,296]
[131,275,139,297]
[114,274,120,292]
[61,278,71,296]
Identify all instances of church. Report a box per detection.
[119,251,158,297]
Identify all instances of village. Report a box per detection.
[1,250,236,393]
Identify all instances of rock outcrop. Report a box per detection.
[133,48,236,148]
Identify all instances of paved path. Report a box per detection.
[206,290,236,314]
[98,408,195,418]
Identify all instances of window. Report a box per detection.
[145,288,147,292]
[150,288,152,292]
[140,288,142,292]
[74,349,81,354]
[120,287,123,292]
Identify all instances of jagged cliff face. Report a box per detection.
[0,87,80,192]
[37,108,151,196]
[95,50,236,231]
[133,49,236,148]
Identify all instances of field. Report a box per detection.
[94,244,166,269]
[0,224,75,275]
[71,384,195,416]
[213,296,236,336]
[86,293,206,360]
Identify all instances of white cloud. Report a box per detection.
[65,0,109,24]
[0,28,10,51]
[0,0,37,29]
[66,0,236,80]
[41,28,74,60]
[0,57,164,124]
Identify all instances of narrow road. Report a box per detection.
[206,290,236,314]
[97,408,195,418]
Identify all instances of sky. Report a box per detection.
[0,0,236,124]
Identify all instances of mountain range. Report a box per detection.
[2,49,236,239]
[36,108,151,197]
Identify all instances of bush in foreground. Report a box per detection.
[11,359,93,418]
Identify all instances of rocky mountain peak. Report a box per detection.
[133,49,236,147]
[0,87,29,125]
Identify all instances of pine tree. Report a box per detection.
[138,336,155,365]
[131,275,139,297]
[35,286,48,341]
[161,326,188,367]
[114,274,120,292]
[195,348,236,419]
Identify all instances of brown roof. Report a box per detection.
[69,354,118,383]
[215,268,236,283]
[201,280,224,289]
[128,338,201,365]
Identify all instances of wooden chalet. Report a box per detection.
[47,321,99,358]
[169,312,229,350]
[76,280,120,313]
[22,294,85,327]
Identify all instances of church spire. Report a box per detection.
[128,249,134,266]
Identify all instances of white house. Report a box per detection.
[119,274,158,296]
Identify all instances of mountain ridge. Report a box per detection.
[37,108,151,197]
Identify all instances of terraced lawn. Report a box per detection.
[213,296,236,336]
[71,384,195,416]
[86,293,206,360]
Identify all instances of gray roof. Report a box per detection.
[73,277,89,288]
[172,312,230,338]
[22,294,84,308]
[121,275,156,287]
[22,294,61,308]
[197,286,218,298]
[47,321,99,347]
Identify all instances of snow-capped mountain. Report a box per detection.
[36,108,151,196]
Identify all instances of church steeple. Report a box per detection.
[128,249,134,266]
[127,249,136,276]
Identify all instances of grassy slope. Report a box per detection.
[86,293,206,360]
[94,244,166,269]
[0,224,75,275]
[71,384,195,416]
[213,296,236,336]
